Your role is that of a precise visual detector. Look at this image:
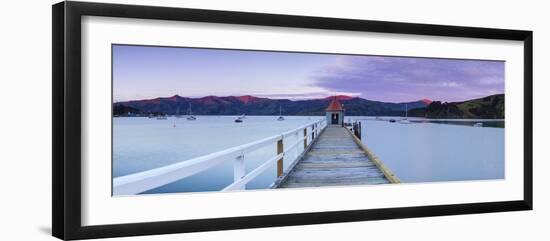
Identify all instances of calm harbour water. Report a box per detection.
[113,116,504,194]
[350,117,504,182]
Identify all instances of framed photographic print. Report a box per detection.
[52,1,533,240]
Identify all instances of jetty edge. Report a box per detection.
[344,126,401,183]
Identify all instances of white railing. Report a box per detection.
[113,118,327,195]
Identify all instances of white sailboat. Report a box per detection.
[235,114,245,123]
[399,103,411,124]
[277,104,285,121]
[175,106,183,118]
[186,103,196,120]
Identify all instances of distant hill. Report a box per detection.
[113,94,505,118]
[408,94,504,119]
[114,95,429,117]
[113,104,140,116]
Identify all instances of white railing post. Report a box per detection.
[295,131,300,160]
[233,154,246,190]
[317,122,320,135]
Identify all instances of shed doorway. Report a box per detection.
[331,113,339,125]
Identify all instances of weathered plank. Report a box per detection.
[277,126,392,188]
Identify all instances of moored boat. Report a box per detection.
[399,103,412,124]
[277,104,285,121]
[186,103,196,120]
[175,106,183,118]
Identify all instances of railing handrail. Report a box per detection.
[113,118,326,195]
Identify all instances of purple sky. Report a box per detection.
[113,45,504,103]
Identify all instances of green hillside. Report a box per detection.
[409,94,504,119]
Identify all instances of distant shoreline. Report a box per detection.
[112,115,505,121]
[114,94,504,119]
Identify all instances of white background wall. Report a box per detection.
[0,0,547,240]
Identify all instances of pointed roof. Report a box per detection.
[326,97,344,111]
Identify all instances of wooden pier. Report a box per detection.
[113,97,400,195]
[113,118,399,195]
[274,125,399,188]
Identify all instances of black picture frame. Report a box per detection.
[52,1,533,240]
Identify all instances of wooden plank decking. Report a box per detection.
[276,126,391,188]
